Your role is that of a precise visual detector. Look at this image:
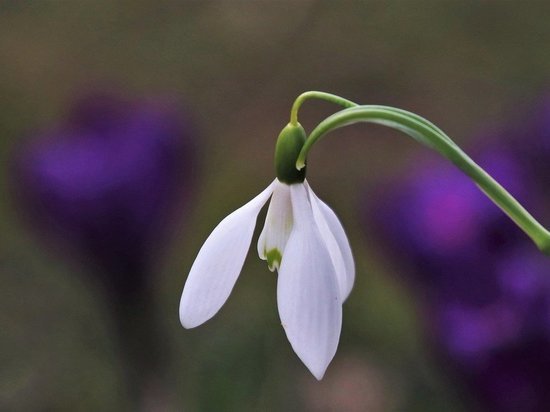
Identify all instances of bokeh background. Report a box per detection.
[2,1,550,411]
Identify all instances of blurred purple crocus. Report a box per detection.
[371,147,534,305]
[368,110,550,412]
[12,92,196,407]
[13,93,195,299]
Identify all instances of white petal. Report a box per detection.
[257,180,293,271]
[179,181,275,328]
[306,181,355,301]
[277,183,342,380]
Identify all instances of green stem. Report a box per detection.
[294,104,550,255]
[290,91,357,126]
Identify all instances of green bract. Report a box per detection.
[275,123,307,184]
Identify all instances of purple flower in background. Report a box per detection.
[12,93,196,407]
[13,93,196,298]
[370,147,534,305]
[430,249,550,412]
[367,106,550,412]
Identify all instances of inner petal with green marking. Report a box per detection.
[265,248,283,272]
[257,180,294,272]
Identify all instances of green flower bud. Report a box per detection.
[275,123,307,184]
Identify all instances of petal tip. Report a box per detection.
[180,321,196,330]
[297,350,333,381]
[179,299,210,329]
[309,364,327,381]
[179,311,200,329]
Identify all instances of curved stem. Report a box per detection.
[290,92,456,147]
[296,105,550,255]
[290,91,357,126]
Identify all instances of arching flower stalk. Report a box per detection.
[180,91,550,380]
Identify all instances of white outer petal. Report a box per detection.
[179,181,275,328]
[256,180,293,271]
[306,181,355,301]
[277,183,342,380]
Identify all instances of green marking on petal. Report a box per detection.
[266,248,282,272]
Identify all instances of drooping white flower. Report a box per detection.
[179,177,354,380]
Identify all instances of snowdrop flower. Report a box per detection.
[179,123,354,379]
[178,89,550,382]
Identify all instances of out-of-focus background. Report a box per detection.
[2,2,550,411]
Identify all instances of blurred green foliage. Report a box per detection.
[1,1,550,411]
